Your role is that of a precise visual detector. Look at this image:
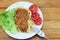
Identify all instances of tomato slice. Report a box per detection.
[29,4,38,13]
[31,12,40,20]
[34,17,42,25]
[31,15,38,21]
[32,12,40,17]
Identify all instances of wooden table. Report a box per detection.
[0,0,60,40]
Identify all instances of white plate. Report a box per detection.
[5,1,43,39]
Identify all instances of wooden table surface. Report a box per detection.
[0,0,60,40]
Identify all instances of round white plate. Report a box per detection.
[5,1,43,39]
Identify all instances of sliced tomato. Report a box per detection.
[32,12,40,17]
[34,17,42,25]
[29,4,38,13]
[31,12,40,20]
[31,15,38,20]
[29,4,42,25]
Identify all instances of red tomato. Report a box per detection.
[32,12,40,17]
[31,13,40,20]
[34,17,42,25]
[29,4,42,25]
[31,15,38,20]
[29,4,38,13]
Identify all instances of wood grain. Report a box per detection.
[42,8,60,20]
[0,0,60,8]
[0,0,60,40]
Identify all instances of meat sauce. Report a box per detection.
[14,8,29,32]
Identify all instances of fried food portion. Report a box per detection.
[15,8,29,32]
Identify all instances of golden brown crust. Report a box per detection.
[14,8,29,32]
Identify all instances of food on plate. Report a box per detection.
[29,4,38,13]
[0,8,34,33]
[31,12,40,21]
[0,4,42,33]
[29,4,42,25]
[15,8,34,32]
[0,9,18,34]
[15,8,29,32]
[34,17,42,25]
